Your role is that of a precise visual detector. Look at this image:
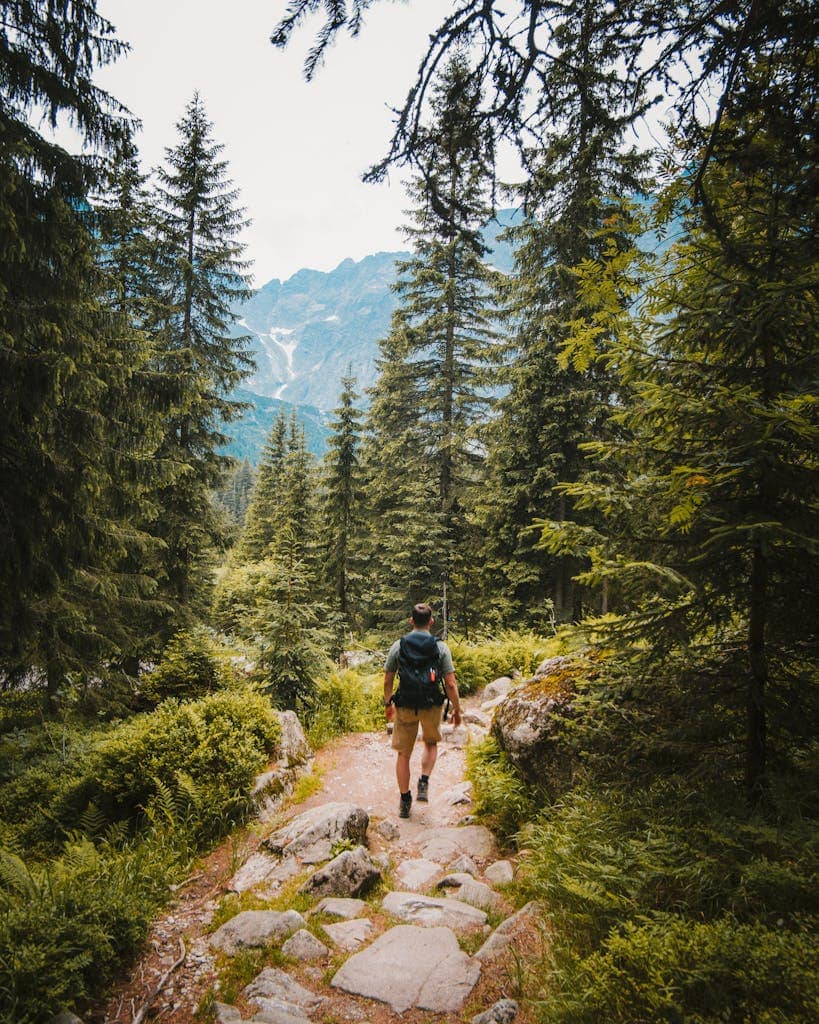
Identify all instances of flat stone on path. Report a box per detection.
[485,859,515,884]
[323,917,374,950]
[382,890,487,929]
[263,802,369,863]
[210,910,305,954]
[395,857,441,890]
[420,825,496,863]
[281,928,328,961]
[227,851,278,892]
[448,853,478,875]
[245,967,326,1013]
[449,879,504,912]
[331,924,481,1013]
[313,896,366,919]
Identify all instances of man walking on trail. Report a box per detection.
[383,603,462,818]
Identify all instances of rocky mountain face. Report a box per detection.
[234,209,521,416]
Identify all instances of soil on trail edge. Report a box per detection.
[96,698,534,1024]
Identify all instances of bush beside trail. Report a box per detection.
[0,687,281,1023]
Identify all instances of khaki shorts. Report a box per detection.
[391,704,443,756]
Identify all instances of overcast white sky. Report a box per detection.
[92,0,453,286]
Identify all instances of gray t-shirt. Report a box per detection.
[385,630,455,675]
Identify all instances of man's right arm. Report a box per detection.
[444,672,462,727]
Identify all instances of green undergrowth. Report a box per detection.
[448,631,562,694]
[0,686,281,1023]
[464,661,818,1024]
[304,668,383,747]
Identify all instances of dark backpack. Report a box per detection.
[394,632,445,709]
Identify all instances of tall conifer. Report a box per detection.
[150,93,253,618]
[364,54,498,630]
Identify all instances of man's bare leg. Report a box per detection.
[421,741,438,776]
[396,752,411,793]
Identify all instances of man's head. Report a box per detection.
[411,603,433,629]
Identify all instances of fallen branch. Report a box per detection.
[131,937,186,1024]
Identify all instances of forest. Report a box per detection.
[0,2,817,1022]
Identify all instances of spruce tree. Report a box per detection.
[150,92,253,618]
[474,2,649,626]
[364,54,498,631]
[0,1,143,703]
[544,79,818,802]
[320,370,365,627]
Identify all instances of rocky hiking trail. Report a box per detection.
[95,681,540,1024]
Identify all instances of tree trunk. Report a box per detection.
[746,540,768,804]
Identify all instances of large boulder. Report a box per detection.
[263,802,369,863]
[300,845,381,898]
[491,657,576,792]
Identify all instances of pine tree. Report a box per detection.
[319,370,365,627]
[150,92,253,618]
[543,70,818,802]
[0,1,143,704]
[474,2,649,626]
[363,54,498,631]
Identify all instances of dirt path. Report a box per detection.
[96,698,534,1024]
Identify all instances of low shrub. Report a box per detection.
[448,631,561,694]
[466,734,536,844]
[517,783,819,1022]
[0,834,178,1024]
[536,915,818,1024]
[305,670,383,747]
[1,689,281,853]
[141,627,221,703]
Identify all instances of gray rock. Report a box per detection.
[395,857,440,891]
[483,676,513,700]
[300,845,381,898]
[440,780,473,805]
[281,928,328,960]
[463,709,491,728]
[227,851,278,892]
[210,910,305,953]
[449,879,503,912]
[276,709,312,767]
[252,766,303,823]
[249,1005,311,1024]
[245,967,326,1012]
[472,997,520,1024]
[313,896,366,919]
[533,655,571,678]
[480,694,507,713]
[382,891,487,930]
[485,859,514,885]
[323,917,374,950]
[492,662,575,792]
[374,817,400,841]
[214,1006,242,1024]
[331,924,481,1013]
[437,871,476,888]
[475,901,539,962]
[447,853,478,875]
[263,802,369,863]
[50,1015,84,1024]
[420,825,496,863]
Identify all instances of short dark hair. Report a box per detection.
[411,603,433,627]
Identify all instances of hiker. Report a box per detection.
[383,602,462,818]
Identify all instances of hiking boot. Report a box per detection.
[399,793,412,818]
[417,776,429,802]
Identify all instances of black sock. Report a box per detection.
[420,774,429,783]
[400,790,412,801]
